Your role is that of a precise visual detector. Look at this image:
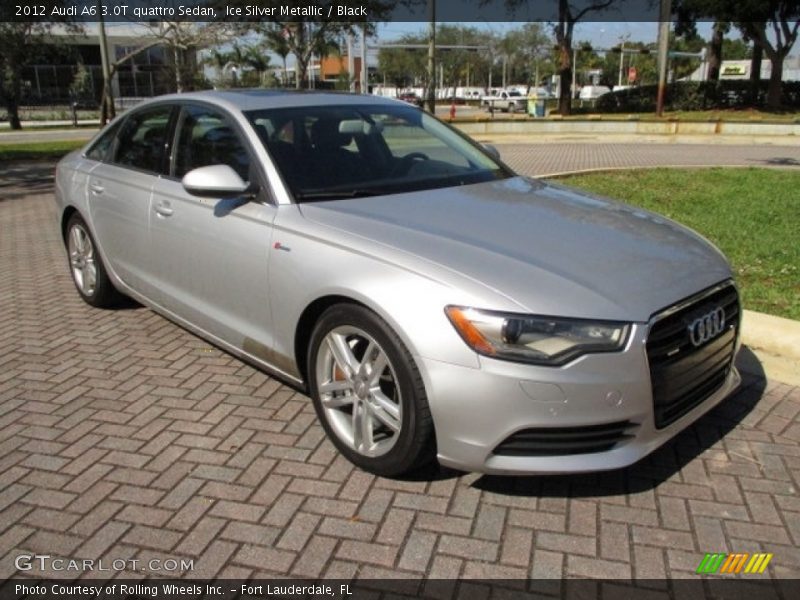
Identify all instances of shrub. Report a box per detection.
[595,80,800,113]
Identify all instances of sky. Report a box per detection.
[377,21,717,49]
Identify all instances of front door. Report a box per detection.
[149,104,276,354]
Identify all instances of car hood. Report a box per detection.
[298,177,732,322]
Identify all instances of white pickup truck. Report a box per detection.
[481,89,527,113]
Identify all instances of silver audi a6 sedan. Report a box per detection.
[55,90,741,477]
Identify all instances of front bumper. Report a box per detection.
[420,323,741,475]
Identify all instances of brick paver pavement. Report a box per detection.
[1,151,799,582]
[496,142,800,177]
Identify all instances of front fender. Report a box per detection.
[268,211,488,378]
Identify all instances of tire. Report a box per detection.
[64,213,121,308]
[508,103,517,113]
[308,304,435,477]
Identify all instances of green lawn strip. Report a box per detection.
[559,168,800,321]
[0,140,85,161]
[0,124,99,132]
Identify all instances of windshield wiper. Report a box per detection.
[294,188,392,201]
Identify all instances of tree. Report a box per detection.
[263,27,291,86]
[151,22,235,94]
[722,37,751,60]
[735,2,800,109]
[676,0,800,108]
[558,1,618,113]
[242,46,273,87]
[707,21,730,81]
[69,61,93,104]
[203,48,233,87]
[378,33,428,88]
[671,28,707,81]
[227,1,393,89]
[0,6,82,130]
[537,0,617,115]
[675,4,728,82]
[506,23,552,88]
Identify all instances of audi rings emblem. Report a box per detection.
[687,307,726,347]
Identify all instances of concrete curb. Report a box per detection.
[742,310,800,361]
[455,118,800,138]
[741,310,800,386]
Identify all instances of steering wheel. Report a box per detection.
[392,152,430,176]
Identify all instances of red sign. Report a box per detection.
[628,67,638,83]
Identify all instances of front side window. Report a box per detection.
[113,105,173,174]
[246,104,510,202]
[172,105,251,180]
[85,121,121,162]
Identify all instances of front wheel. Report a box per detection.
[308,304,435,477]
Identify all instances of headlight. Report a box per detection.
[445,306,631,366]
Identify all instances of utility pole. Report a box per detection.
[360,23,368,94]
[426,0,436,112]
[571,47,577,100]
[347,33,355,92]
[656,0,672,116]
[97,0,114,122]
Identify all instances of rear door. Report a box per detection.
[87,104,175,294]
[148,103,277,353]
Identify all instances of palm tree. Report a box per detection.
[242,45,272,87]
[202,48,231,87]
[263,27,290,86]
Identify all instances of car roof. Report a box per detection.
[138,89,404,114]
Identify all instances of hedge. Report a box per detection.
[595,80,800,113]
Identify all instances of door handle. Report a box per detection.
[154,202,173,217]
[89,182,104,194]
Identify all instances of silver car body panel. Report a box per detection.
[54,90,741,474]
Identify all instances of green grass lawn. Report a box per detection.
[560,168,800,321]
[0,140,85,161]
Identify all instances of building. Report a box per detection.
[21,23,198,107]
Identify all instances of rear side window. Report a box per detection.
[113,105,173,174]
[85,121,121,162]
[172,105,251,180]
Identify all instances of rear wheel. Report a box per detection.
[308,304,435,477]
[65,214,121,308]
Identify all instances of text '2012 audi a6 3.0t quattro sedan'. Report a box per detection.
[55,90,741,477]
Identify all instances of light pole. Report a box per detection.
[361,23,368,94]
[656,0,672,116]
[571,46,577,100]
[97,0,114,122]
[346,33,355,93]
[426,0,436,112]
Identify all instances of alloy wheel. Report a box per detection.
[314,325,403,457]
[67,223,97,296]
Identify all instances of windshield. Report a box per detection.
[245,104,512,202]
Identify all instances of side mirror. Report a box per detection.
[182,165,254,198]
[482,143,501,161]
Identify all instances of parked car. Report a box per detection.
[397,92,423,108]
[579,85,612,101]
[481,89,527,113]
[55,90,741,477]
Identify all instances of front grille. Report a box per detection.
[493,420,638,456]
[647,283,739,429]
